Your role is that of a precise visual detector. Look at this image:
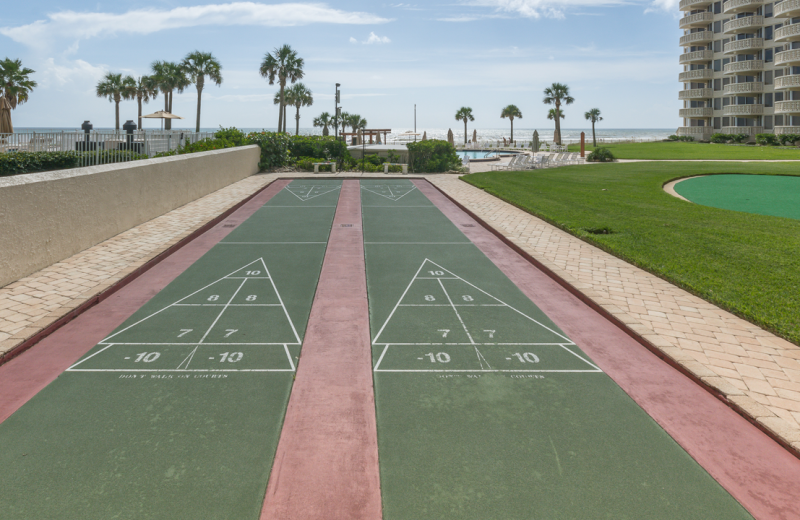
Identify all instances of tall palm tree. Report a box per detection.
[259,45,304,133]
[272,92,289,132]
[181,51,223,132]
[284,83,313,135]
[585,108,603,147]
[500,104,522,142]
[347,113,363,134]
[334,111,350,136]
[0,58,37,110]
[313,111,333,136]
[96,73,130,130]
[124,76,158,130]
[547,107,565,141]
[543,83,574,145]
[454,107,474,145]
[151,61,189,130]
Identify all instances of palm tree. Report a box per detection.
[181,51,223,132]
[454,107,474,145]
[0,58,37,110]
[543,83,574,145]
[259,44,304,134]
[347,113,363,134]
[96,73,130,130]
[124,76,158,130]
[272,92,289,132]
[585,108,603,147]
[335,111,350,136]
[285,83,313,135]
[314,112,333,136]
[500,104,522,142]
[151,61,189,130]
[547,108,565,123]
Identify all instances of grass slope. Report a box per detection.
[566,141,800,160]
[464,163,800,345]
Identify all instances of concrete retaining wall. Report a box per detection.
[0,145,261,288]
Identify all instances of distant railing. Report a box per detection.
[0,130,215,168]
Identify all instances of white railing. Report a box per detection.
[0,130,215,169]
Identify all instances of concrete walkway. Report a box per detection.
[1,171,799,457]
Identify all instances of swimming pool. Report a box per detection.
[456,150,517,160]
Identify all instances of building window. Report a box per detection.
[715,97,722,110]
[766,26,773,40]
[723,117,730,126]
[723,77,731,86]
[765,2,774,17]
[714,59,722,71]
[714,1,722,13]
[776,92,784,102]
[776,115,784,126]
[714,40,722,53]
[765,71,773,84]
[714,78,722,91]
[766,49,774,62]
[765,116,773,129]
[723,58,731,66]
[714,21,722,33]
[775,68,783,78]
[723,97,731,106]
[714,117,721,129]
[766,93,774,107]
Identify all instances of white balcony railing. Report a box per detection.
[724,0,763,14]
[677,127,713,138]
[679,0,714,10]
[680,31,713,46]
[723,16,763,35]
[775,23,800,42]
[679,69,715,82]
[679,88,714,99]
[775,126,800,135]
[775,74,800,90]
[723,38,763,54]
[775,0,800,18]
[775,101,800,114]
[723,81,763,94]
[723,104,764,116]
[776,49,800,66]
[680,49,714,63]
[679,107,714,118]
[721,126,763,135]
[680,12,714,29]
[724,60,763,74]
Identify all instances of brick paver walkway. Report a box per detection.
[428,176,800,454]
[2,171,798,455]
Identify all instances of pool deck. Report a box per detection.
[1,171,799,460]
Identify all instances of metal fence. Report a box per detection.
[0,130,216,168]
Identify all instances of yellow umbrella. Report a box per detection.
[0,97,13,134]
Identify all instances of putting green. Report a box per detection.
[0,180,341,519]
[362,180,752,519]
[675,174,800,220]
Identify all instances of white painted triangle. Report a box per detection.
[360,184,417,201]
[285,184,341,201]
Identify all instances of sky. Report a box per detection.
[1,1,683,131]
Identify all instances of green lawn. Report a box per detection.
[463,163,800,346]
[566,141,800,160]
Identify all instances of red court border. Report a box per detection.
[416,179,800,520]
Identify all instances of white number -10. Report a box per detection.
[424,352,451,363]
[512,352,540,363]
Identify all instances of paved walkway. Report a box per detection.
[1,171,799,455]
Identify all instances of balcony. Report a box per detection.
[723,81,763,94]
[680,49,714,63]
[775,23,800,42]
[680,31,713,46]
[723,38,763,55]
[680,12,714,29]
[679,107,714,118]
[721,126,763,135]
[679,69,715,82]
[723,16,763,35]
[776,49,800,66]
[679,0,714,10]
[775,0,800,19]
[775,126,800,135]
[677,127,713,139]
[724,104,764,116]
[774,74,800,90]
[679,88,714,100]
[775,101,800,114]
[724,0,763,14]
[724,59,763,75]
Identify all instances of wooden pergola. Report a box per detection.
[341,129,392,145]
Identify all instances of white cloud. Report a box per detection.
[645,0,681,14]
[39,58,108,88]
[463,0,633,19]
[350,37,359,43]
[0,2,391,49]
[364,32,391,44]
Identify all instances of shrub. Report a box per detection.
[406,139,461,173]
[288,135,349,165]
[710,133,730,144]
[755,133,779,146]
[214,126,248,146]
[295,157,331,172]
[729,133,750,144]
[179,137,237,154]
[0,151,79,175]
[667,135,694,142]
[586,147,615,162]
[777,133,800,146]
[246,131,291,170]
[667,135,679,141]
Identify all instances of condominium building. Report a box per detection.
[678,0,800,140]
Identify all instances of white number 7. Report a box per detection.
[438,329,450,338]
[224,329,238,338]
[178,329,193,337]
[484,330,496,338]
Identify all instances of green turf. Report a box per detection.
[566,141,800,160]
[464,164,800,346]
[0,179,341,519]
[362,179,751,519]
[675,174,800,221]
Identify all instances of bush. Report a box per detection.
[586,147,615,162]
[214,126,248,146]
[179,137,237,154]
[295,157,332,172]
[710,133,730,144]
[711,133,752,144]
[0,150,148,176]
[406,139,461,173]
[755,133,779,146]
[246,131,291,170]
[777,133,800,146]
[288,135,349,165]
[729,133,750,144]
[667,135,694,142]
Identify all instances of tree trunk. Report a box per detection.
[554,101,561,145]
[115,97,120,130]
[166,91,173,130]
[137,97,143,131]
[592,121,597,147]
[510,118,514,142]
[196,84,203,133]
[283,105,288,133]
[164,91,170,130]
[278,82,285,132]
[295,105,300,135]
[463,120,467,144]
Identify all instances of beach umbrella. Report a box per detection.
[422,131,427,141]
[472,129,477,143]
[0,97,13,134]
[447,129,454,146]
[532,130,540,152]
[143,110,184,130]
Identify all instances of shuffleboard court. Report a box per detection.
[0,179,341,519]
[361,179,752,519]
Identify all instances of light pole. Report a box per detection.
[335,83,341,140]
